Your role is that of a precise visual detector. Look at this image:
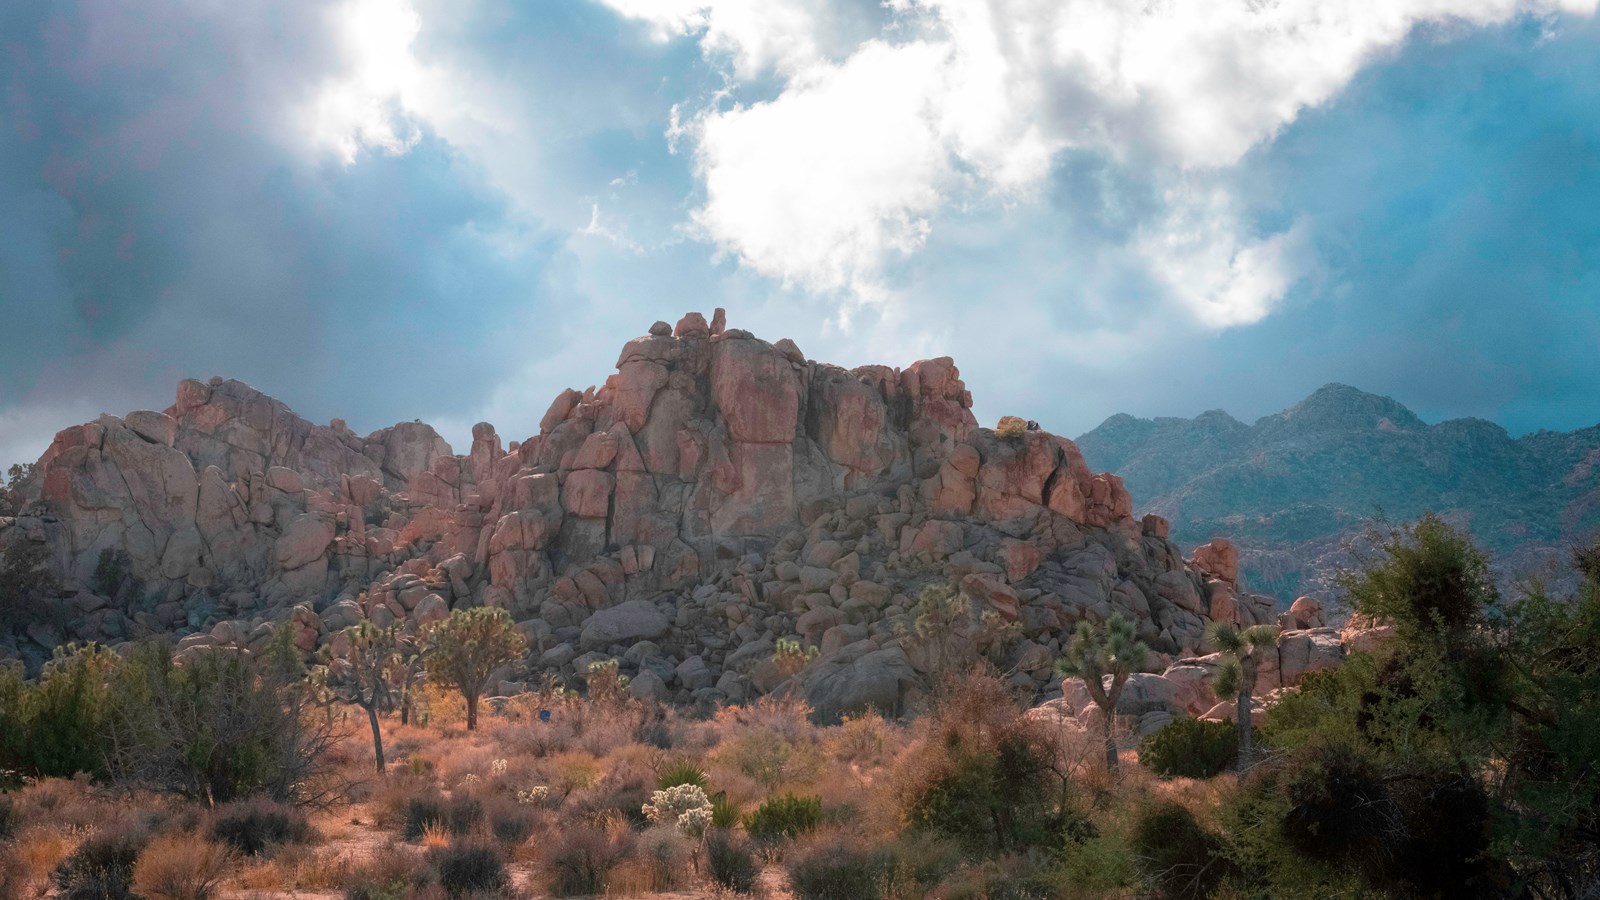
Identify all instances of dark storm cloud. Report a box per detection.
[0,0,563,460]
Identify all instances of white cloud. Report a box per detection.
[308,0,427,162]
[602,0,1599,323]
[686,40,953,301]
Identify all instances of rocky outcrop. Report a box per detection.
[2,312,1250,715]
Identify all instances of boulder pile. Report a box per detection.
[4,312,1308,719]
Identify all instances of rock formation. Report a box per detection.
[3,312,1304,719]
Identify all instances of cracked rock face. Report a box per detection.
[3,310,1279,715]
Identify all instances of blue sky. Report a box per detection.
[3,0,1599,466]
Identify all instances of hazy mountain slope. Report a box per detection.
[1077,384,1600,599]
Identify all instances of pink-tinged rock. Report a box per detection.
[1191,538,1239,584]
[276,513,334,571]
[412,592,449,626]
[811,369,891,474]
[711,336,800,443]
[905,520,966,562]
[1339,613,1395,654]
[961,573,1020,621]
[773,338,804,364]
[1162,663,1221,715]
[923,444,979,517]
[125,410,177,447]
[540,388,581,434]
[563,469,614,519]
[1285,596,1323,630]
[1141,514,1170,539]
[675,428,705,480]
[976,430,1059,521]
[711,442,797,534]
[488,510,555,554]
[648,320,672,336]
[675,311,710,339]
[1277,628,1345,686]
[902,357,978,443]
[1200,700,1264,727]
[1084,473,1132,526]
[997,538,1041,583]
[613,360,668,432]
[572,430,620,470]
[1208,579,1240,626]
[710,307,726,335]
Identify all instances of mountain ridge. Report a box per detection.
[1076,384,1600,598]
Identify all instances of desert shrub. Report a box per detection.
[742,793,822,844]
[342,842,425,900]
[875,833,963,900]
[106,633,336,805]
[994,416,1029,440]
[53,822,147,900]
[1140,717,1238,779]
[428,842,507,898]
[403,792,483,840]
[787,840,888,900]
[484,797,536,845]
[709,790,740,829]
[655,759,707,790]
[570,763,654,828]
[899,674,1072,856]
[1130,802,1232,900]
[210,797,312,857]
[706,832,758,894]
[131,833,233,900]
[545,816,637,896]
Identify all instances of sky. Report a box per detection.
[3,0,1600,467]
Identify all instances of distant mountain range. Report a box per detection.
[1075,384,1600,602]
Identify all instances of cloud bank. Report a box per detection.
[608,0,1596,325]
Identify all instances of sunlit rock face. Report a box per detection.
[3,311,1279,716]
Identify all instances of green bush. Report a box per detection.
[210,797,312,857]
[54,823,147,900]
[1139,717,1238,779]
[904,733,1066,855]
[1130,802,1233,900]
[743,793,822,843]
[429,843,507,898]
[656,760,707,790]
[787,841,887,900]
[709,790,740,829]
[706,832,758,894]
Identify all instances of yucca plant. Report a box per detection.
[1057,614,1148,771]
[1208,622,1281,772]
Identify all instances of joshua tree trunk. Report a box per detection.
[1235,656,1258,773]
[1101,709,1118,771]
[1235,688,1253,773]
[465,691,479,731]
[366,703,385,773]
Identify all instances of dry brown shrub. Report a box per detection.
[2,826,72,898]
[131,832,234,900]
[607,828,688,894]
[341,839,425,891]
[565,756,655,827]
[12,776,104,832]
[541,812,639,897]
[272,844,352,890]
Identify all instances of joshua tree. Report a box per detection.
[320,622,402,773]
[422,607,526,730]
[1057,614,1148,771]
[1208,622,1281,772]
